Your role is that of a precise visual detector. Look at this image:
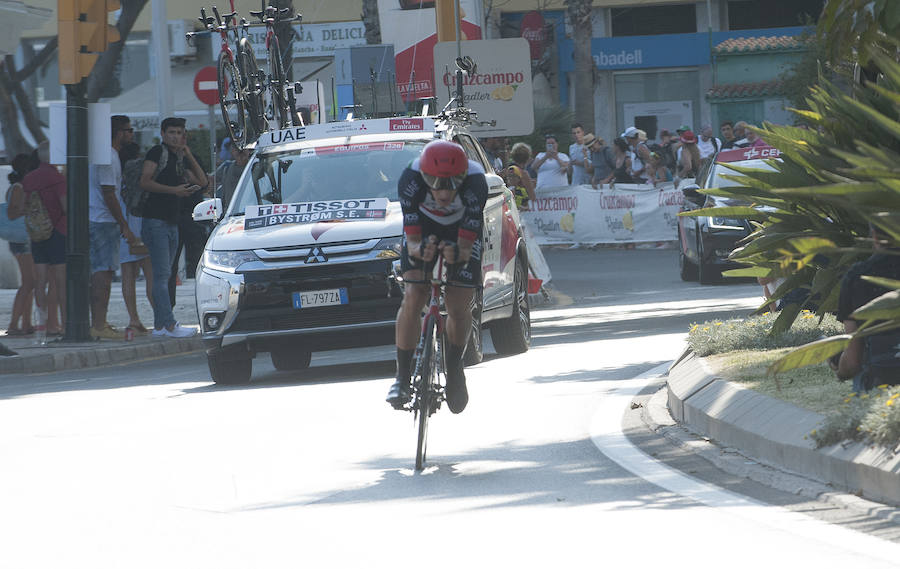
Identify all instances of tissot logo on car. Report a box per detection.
[244,199,389,230]
[305,247,327,264]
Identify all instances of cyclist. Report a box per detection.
[386,140,488,414]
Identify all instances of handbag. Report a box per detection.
[0,203,29,244]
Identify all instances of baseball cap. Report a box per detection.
[676,124,691,133]
[621,126,639,139]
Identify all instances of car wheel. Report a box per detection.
[491,255,531,355]
[208,347,252,385]
[697,235,718,285]
[679,228,698,282]
[271,349,312,371]
[464,287,484,366]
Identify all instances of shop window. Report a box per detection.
[611,4,697,37]
[727,0,825,30]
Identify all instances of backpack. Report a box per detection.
[24,189,53,242]
[862,331,900,389]
[122,145,170,217]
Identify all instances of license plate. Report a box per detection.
[292,288,349,309]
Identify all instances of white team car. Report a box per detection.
[193,116,532,384]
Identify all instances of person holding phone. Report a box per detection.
[532,134,570,189]
[138,117,207,338]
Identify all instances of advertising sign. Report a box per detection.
[245,199,389,230]
[433,38,534,137]
[377,0,482,102]
[212,21,367,62]
[522,184,682,244]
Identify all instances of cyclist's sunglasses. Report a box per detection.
[422,172,466,191]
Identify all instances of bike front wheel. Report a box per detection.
[415,314,439,470]
[217,51,247,148]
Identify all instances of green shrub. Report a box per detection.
[811,385,900,450]
[687,311,843,357]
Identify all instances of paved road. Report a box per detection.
[1,248,898,568]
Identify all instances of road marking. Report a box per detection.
[590,363,900,562]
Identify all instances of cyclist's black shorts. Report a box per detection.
[401,223,483,288]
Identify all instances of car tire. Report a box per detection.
[208,347,253,385]
[697,235,718,285]
[464,288,484,366]
[491,255,531,355]
[271,349,312,371]
[679,232,698,282]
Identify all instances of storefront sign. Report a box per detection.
[212,21,367,62]
[433,38,533,137]
[522,183,681,244]
[557,26,808,72]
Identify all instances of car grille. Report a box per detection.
[228,259,402,333]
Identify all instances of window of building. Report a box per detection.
[611,4,697,37]
[727,0,825,30]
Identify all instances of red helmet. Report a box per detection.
[419,140,467,190]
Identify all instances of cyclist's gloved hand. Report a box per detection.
[439,240,462,265]
[415,235,438,262]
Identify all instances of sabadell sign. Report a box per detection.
[433,38,534,137]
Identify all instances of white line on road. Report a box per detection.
[590,363,900,563]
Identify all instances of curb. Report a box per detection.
[667,352,900,506]
[0,337,205,374]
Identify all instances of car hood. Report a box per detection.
[209,202,403,250]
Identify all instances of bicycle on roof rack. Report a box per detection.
[188,3,264,149]
[248,1,304,130]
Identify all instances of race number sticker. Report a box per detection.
[244,198,389,230]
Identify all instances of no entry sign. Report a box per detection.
[194,66,221,106]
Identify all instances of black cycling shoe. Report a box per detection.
[386,378,412,409]
[444,364,468,414]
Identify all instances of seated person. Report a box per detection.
[831,224,900,391]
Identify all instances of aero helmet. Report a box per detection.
[419,140,467,190]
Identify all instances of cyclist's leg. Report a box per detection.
[442,238,482,414]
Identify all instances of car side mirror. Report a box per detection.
[485,172,506,196]
[193,198,223,223]
[681,184,704,204]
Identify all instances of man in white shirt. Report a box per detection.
[696,125,721,160]
[88,115,138,339]
[568,123,590,185]
[533,134,570,188]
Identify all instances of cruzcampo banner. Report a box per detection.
[521,184,683,244]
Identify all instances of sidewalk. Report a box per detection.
[0,280,204,374]
[667,351,900,506]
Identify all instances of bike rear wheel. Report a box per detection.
[415,315,439,470]
[267,35,290,129]
[217,51,247,149]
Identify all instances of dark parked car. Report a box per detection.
[678,146,781,284]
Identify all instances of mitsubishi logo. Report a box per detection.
[305,247,327,264]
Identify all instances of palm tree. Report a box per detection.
[566,0,594,131]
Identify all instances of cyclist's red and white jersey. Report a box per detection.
[398,158,488,242]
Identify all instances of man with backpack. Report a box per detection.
[87,115,139,340]
[138,117,207,338]
[21,141,66,341]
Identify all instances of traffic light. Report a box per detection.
[58,0,121,84]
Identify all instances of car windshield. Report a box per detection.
[229,140,426,215]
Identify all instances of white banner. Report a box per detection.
[522,184,684,245]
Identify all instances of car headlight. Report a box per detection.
[707,216,744,231]
[374,236,402,259]
[196,270,232,312]
[201,250,260,273]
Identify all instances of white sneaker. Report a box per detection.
[152,324,197,338]
[168,323,197,338]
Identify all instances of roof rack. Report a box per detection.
[432,56,496,129]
